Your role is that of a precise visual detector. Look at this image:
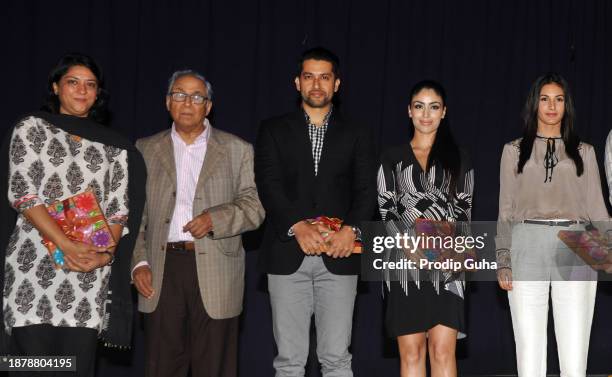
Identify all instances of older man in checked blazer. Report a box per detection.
[131,69,264,377]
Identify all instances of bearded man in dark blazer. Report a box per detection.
[255,47,376,377]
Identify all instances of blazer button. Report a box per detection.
[172,191,176,197]
[160,245,165,251]
[164,218,170,224]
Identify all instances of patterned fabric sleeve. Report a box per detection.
[452,151,474,222]
[377,158,410,235]
[104,148,129,236]
[7,117,46,212]
[452,168,474,248]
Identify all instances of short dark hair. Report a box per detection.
[297,47,340,78]
[41,53,110,125]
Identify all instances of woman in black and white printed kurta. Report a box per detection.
[5,115,129,333]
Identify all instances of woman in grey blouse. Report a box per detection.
[496,73,609,377]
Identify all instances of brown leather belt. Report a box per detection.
[166,241,195,251]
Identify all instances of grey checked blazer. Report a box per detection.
[132,126,265,318]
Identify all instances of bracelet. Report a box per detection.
[103,251,115,266]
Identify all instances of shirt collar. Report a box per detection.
[303,105,333,127]
[171,118,211,146]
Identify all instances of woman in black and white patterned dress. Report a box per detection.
[0,54,144,377]
[377,80,474,377]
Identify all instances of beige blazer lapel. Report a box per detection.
[196,126,224,191]
[155,131,177,190]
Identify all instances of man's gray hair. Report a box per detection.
[166,69,213,100]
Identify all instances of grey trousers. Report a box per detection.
[268,256,358,377]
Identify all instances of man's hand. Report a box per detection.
[292,221,328,255]
[497,268,513,291]
[324,226,355,259]
[133,265,154,299]
[183,211,213,239]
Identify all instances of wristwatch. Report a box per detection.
[348,225,362,241]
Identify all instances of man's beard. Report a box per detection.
[302,93,332,108]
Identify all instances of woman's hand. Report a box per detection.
[66,251,112,273]
[404,245,429,269]
[497,268,513,291]
[78,252,113,272]
[60,241,110,272]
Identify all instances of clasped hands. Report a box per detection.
[292,220,355,258]
[58,240,113,273]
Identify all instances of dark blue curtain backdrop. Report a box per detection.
[1,0,612,375]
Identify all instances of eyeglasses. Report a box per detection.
[168,92,210,105]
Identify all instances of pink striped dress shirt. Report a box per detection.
[167,120,211,241]
[132,120,210,275]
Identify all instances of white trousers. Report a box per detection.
[508,280,596,377]
[508,223,597,377]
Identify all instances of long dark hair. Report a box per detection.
[41,53,110,125]
[517,73,583,175]
[409,80,461,195]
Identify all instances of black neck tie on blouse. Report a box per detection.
[537,135,561,183]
